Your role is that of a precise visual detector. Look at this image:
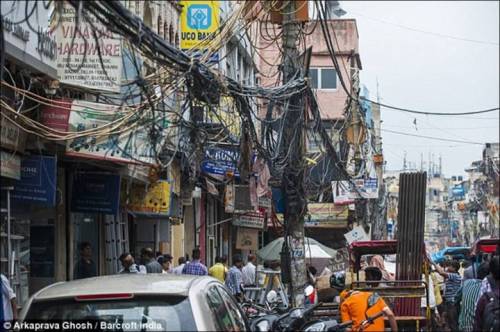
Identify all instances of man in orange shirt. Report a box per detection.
[340,267,398,332]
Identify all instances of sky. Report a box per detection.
[340,1,500,177]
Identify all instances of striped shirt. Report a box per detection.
[458,279,482,332]
[444,272,462,303]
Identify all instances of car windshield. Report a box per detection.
[25,296,196,331]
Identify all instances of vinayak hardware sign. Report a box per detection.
[55,2,122,92]
[66,100,168,165]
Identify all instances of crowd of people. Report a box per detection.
[73,243,259,302]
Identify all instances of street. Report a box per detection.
[1,1,499,331]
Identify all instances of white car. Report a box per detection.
[20,274,249,331]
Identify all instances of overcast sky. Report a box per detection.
[340,1,499,177]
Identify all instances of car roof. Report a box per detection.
[32,274,213,301]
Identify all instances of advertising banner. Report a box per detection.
[127,181,172,215]
[40,99,72,132]
[66,99,168,165]
[12,155,57,206]
[306,203,348,228]
[55,2,122,92]
[71,172,121,214]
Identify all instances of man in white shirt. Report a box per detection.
[172,256,187,275]
[242,254,257,286]
[1,274,17,322]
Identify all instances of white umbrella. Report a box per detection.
[305,244,334,259]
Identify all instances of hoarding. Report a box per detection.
[233,211,265,229]
[180,1,220,49]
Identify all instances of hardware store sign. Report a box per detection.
[180,1,219,49]
[55,3,122,92]
[127,181,172,215]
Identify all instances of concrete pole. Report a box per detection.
[280,0,306,307]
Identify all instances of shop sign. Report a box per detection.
[11,155,57,206]
[180,1,220,62]
[233,211,265,229]
[55,2,122,92]
[1,1,57,75]
[236,228,258,250]
[258,194,272,209]
[1,116,26,152]
[127,181,172,215]
[71,172,121,214]
[328,248,349,272]
[0,151,21,180]
[39,99,72,132]
[308,203,348,220]
[344,226,369,245]
[224,182,235,213]
[66,99,168,165]
[201,147,240,177]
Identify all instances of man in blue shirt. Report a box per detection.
[182,248,208,276]
[434,260,462,331]
[225,254,244,301]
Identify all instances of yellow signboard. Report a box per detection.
[180,1,219,49]
[128,181,172,214]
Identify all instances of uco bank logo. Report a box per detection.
[187,4,211,30]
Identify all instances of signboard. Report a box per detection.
[71,172,121,214]
[66,99,168,165]
[180,1,219,49]
[332,181,354,205]
[40,99,72,132]
[233,211,265,229]
[55,2,122,92]
[328,248,349,272]
[12,155,57,206]
[0,150,21,180]
[224,182,235,213]
[127,181,172,215]
[306,203,348,228]
[236,228,258,250]
[342,178,379,199]
[344,226,369,245]
[1,1,57,77]
[1,115,27,152]
[201,147,240,177]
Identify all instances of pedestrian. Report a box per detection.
[1,273,17,324]
[172,256,186,275]
[225,254,244,301]
[118,253,146,274]
[473,255,500,332]
[340,267,398,332]
[433,259,462,331]
[73,242,97,279]
[475,253,499,308]
[370,255,395,281]
[182,248,208,276]
[242,254,257,286]
[463,254,482,281]
[209,256,226,282]
[155,251,163,262]
[142,248,163,273]
[158,254,173,274]
[456,262,489,332]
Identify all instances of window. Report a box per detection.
[217,286,247,331]
[308,68,337,90]
[206,286,234,331]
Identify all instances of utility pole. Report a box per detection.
[280,0,306,307]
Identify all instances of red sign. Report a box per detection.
[40,99,72,132]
